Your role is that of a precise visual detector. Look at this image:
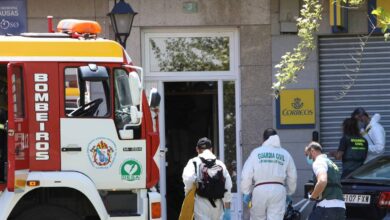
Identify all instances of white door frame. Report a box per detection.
[142,28,242,220]
[157,79,242,220]
[157,81,167,220]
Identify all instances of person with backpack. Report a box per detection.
[182,137,232,220]
[241,128,297,220]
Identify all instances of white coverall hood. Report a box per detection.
[371,113,380,124]
[262,135,281,148]
[365,113,386,163]
[198,149,216,160]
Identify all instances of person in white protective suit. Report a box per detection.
[241,128,297,220]
[182,137,233,220]
[351,107,386,163]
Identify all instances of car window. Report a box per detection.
[351,157,390,180]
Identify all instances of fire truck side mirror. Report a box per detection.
[129,71,141,106]
[119,126,134,139]
[130,106,141,124]
[149,88,161,108]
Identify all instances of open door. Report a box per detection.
[6,63,29,192]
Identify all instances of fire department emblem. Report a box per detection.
[88,138,117,169]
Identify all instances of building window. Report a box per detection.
[144,29,238,79]
[224,81,237,192]
[149,36,230,72]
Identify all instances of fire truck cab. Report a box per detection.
[0,19,161,220]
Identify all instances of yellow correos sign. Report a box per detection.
[279,89,315,125]
[376,0,390,29]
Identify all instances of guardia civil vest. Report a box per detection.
[343,135,368,162]
[314,157,344,201]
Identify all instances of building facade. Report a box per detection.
[10,0,389,219]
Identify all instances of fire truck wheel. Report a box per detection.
[15,205,82,220]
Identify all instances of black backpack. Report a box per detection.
[195,157,226,206]
[284,201,301,220]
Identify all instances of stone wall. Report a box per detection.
[27,0,110,38]
[271,0,370,202]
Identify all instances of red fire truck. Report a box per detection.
[0,19,161,220]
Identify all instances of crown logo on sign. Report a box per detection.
[291,98,304,109]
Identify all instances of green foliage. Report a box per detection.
[372,7,390,39]
[150,37,230,72]
[272,0,322,96]
[346,0,364,6]
[273,0,368,96]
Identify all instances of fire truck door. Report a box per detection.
[7,63,29,192]
[60,64,146,190]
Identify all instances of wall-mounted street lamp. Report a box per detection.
[108,0,138,48]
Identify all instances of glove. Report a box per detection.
[222,208,231,220]
[286,195,292,204]
[243,194,251,206]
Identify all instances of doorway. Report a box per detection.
[164,81,218,220]
[143,28,242,219]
